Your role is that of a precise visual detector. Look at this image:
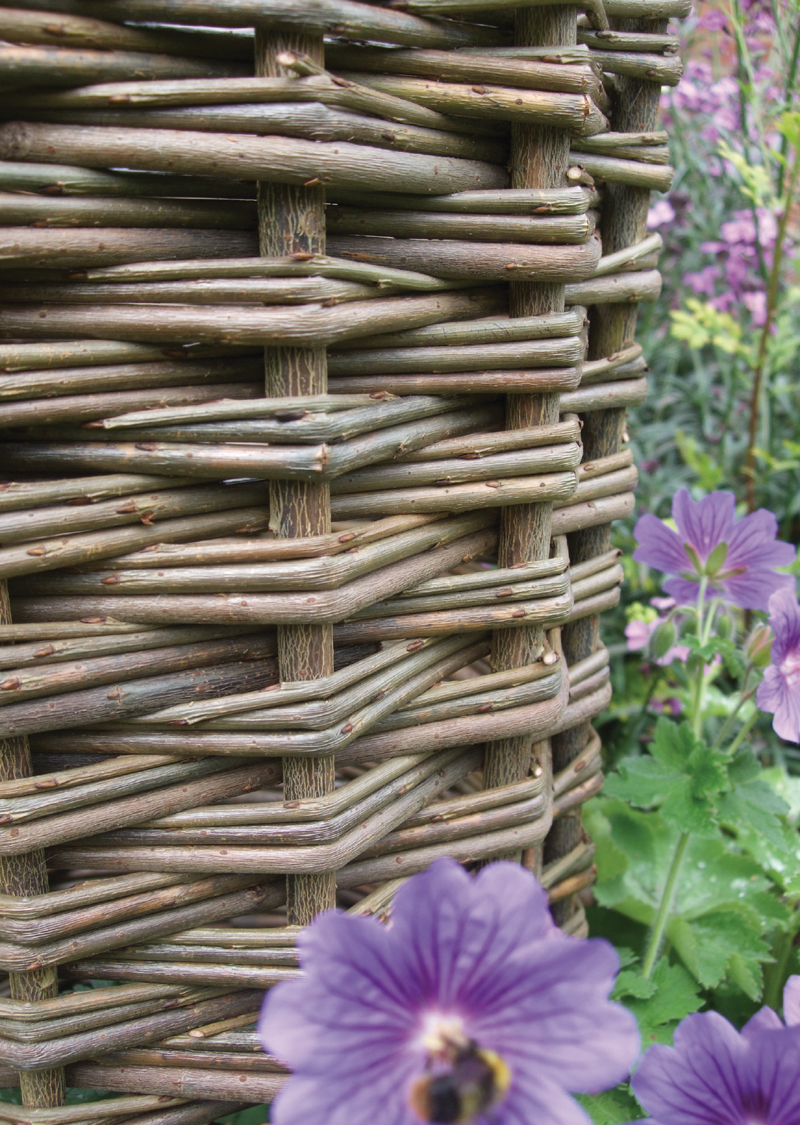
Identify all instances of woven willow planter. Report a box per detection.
[0,0,684,1118]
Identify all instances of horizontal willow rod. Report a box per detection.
[326,208,595,244]
[0,339,257,372]
[572,142,670,164]
[327,186,595,214]
[23,513,490,595]
[51,747,479,873]
[327,235,601,281]
[0,356,260,402]
[327,45,603,97]
[0,507,269,579]
[82,253,456,290]
[559,377,648,412]
[0,287,505,347]
[330,441,581,492]
[14,104,505,163]
[2,73,484,130]
[11,527,497,627]
[339,73,608,135]
[0,44,242,86]
[102,514,438,568]
[386,0,609,30]
[328,333,583,374]
[0,481,264,545]
[0,277,411,308]
[569,151,674,191]
[0,631,271,710]
[0,403,492,481]
[0,642,277,737]
[329,470,577,518]
[0,123,507,195]
[329,366,581,394]
[587,233,662,278]
[5,0,505,48]
[564,268,662,306]
[0,159,257,198]
[0,192,255,229]
[0,473,193,513]
[0,8,254,59]
[0,625,248,672]
[0,383,257,427]
[399,418,580,459]
[0,226,256,268]
[550,492,635,537]
[577,28,680,52]
[334,308,584,349]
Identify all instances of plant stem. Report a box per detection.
[744,140,800,511]
[642,832,691,979]
[711,666,754,749]
[725,707,759,757]
[691,578,709,739]
[776,16,800,200]
[763,905,800,1011]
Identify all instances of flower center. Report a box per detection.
[779,651,800,687]
[409,1015,511,1125]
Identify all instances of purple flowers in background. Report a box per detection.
[259,859,639,1125]
[633,489,795,611]
[631,977,800,1125]
[757,589,800,743]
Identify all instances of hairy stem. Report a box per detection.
[642,832,692,979]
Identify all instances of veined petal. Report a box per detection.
[672,490,735,560]
[726,508,796,570]
[783,977,800,1026]
[494,1073,594,1125]
[742,1029,800,1125]
[633,514,690,574]
[720,569,795,612]
[632,1013,746,1125]
[766,588,800,665]
[662,576,703,606]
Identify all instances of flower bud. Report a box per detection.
[651,621,677,660]
[745,623,773,667]
[717,614,733,640]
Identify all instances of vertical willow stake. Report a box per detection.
[255,30,335,925]
[545,27,665,924]
[483,3,577,853]
[0,581,66,1108]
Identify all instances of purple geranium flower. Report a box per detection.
[631,977,800,1125]
[633,489,795,610]
[757,588,800,743]
[259,858,639,1125]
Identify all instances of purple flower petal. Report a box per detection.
[633,515,690,573]
[662,577,703,606]
[765,588,800,665]
[259,859,639,1125]
[741,1006,784,1040]
[726,509,796,571]
[742,1028,800,1125]
[672,490,735,561]
[784,977,800,1026]
[632,1013,746,1125]
[717,569,795,612]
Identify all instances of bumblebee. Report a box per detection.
[409,1037,511,1125]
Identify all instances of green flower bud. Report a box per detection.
[651,621,677,660]
[717,614,733,640]
[745,623,773,668]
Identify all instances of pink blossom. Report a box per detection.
[647,200,676,229]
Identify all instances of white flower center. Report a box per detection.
[779,651,800,688]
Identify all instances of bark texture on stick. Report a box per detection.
[0,581,66,1108]
[545,28,665,923]
[482,5,577,859]
[256,30,335,925]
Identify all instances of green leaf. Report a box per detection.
[576,1086,645,1125]
[604,757,680,809]
[668,909,772,991]
[612,971,657,1001]
[623,958,704,1047]
[650,717,695,770]
[718,750,790,847]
